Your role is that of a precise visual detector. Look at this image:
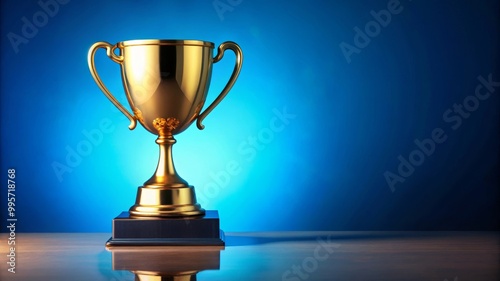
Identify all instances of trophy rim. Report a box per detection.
[118,39,214,48]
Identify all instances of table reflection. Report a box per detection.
[0,233,498,281]
[108,246,223,281]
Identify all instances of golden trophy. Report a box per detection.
[88,39,242,246]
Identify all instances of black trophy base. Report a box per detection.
[106,210,225,247]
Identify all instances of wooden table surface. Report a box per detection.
[0,232,498,281]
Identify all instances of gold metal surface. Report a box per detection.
[152,117,180,136]
[197,41,243,130]
[88,42,137,130]
[133,108,144,123]
[88,39,243,217]
[134,273,195,281]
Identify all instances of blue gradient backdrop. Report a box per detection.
[1,0,499,232]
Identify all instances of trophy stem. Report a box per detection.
[144,135,188,187]
[128,134,205,217]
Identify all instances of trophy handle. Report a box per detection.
[196,41,243,130]
[88,41,137,130]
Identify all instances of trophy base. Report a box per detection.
[106,210,224,247]
[129,185,205,217]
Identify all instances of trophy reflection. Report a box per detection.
[110,246,222,281]
[88,39,242,246]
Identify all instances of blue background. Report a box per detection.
[1,0,499,232]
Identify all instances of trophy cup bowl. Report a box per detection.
[88,39,242,223]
